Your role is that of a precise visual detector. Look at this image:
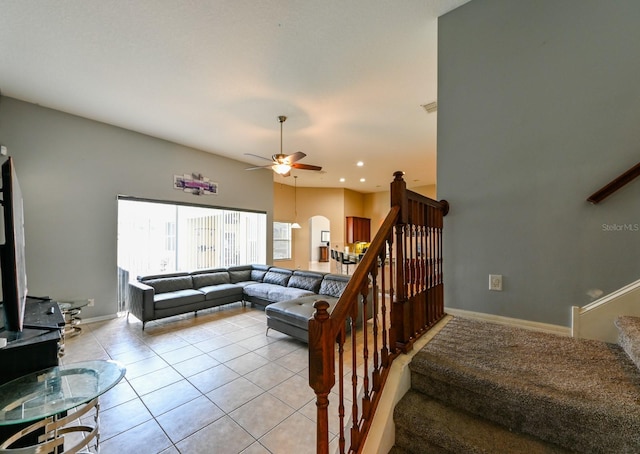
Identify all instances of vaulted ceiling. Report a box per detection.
[0,0,470,192]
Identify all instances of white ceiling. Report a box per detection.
[0,0,470,193]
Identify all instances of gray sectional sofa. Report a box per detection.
[128,264,351,342]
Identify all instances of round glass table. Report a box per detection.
[0,360,126,453]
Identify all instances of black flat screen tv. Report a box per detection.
[0,157,28,333]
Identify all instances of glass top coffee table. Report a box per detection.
[0,360,126,453]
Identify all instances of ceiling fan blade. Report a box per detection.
[287,151,306,163]
[244,153,276,163]
[245,164,273,170]
[292,163,322,171]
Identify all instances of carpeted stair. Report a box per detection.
[392,316,640,454]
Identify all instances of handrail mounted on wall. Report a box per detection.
[587,161,640,204]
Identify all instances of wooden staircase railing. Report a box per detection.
[309,171,449,454]
[587,161,640,204]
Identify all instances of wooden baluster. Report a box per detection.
[380,246,390,368]
[428,206,435,324]
[337,326,346,454]
[371,264,381,392]
[360,281,371,421]
[349,315,360,452]
[309,301,335,454]
[438,210,443,315]
[392,223,413,353]
[388,230,397,353]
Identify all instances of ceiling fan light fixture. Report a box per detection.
[273,163,291,175]
[244,116,321,175]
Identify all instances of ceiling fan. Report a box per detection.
[245,116,322,177]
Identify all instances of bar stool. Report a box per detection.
[331,249,341,273]
[338,252,357,275]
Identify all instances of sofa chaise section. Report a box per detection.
[264,273,351,342]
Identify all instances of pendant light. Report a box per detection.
[291,175,301,229]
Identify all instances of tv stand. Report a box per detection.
[0,299,64,385]
[0,299,64,445]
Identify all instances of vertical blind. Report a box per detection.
[117,198,267,309]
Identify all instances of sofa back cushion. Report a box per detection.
[141,274,194,294]
[263,268,293,286]
[229,269,251,283]
[192,271,230,288]
[250,269,268,281]
[288,271,324,293]
[250,264,271,282]
[227,265,252,283]
[319,274,350,298]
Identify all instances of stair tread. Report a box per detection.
[409,316,640,453]
[615,315,640,370]
[394,390,570,454]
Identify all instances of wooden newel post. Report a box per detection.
[390,171,412,352]
[391,171,408,225]
[309,300,335,454]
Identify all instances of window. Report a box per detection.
[118,198,266,279]
[273,222,293,260]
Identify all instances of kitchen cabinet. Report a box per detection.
[346,216,371,243]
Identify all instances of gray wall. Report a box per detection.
[438,0,640,326]
[0,97,274,319]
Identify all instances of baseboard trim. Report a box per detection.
[77,313,119,325]
[445,307,570,336]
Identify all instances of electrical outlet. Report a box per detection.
[88,298,95,307]
[489,274,503,291]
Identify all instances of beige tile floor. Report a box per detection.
[62,303,324,454]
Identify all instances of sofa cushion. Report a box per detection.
[143,275,194,294]
[242,283,276,300]
[229,268,252,283]
[192,271,230,289]
[154,289,205,310]
[267,286,315,303]
[263,268,292,286]
[199,283,243,300]
[288,271,324,293]
[233,280,262,289]
[319,274,350,298]
[265,296,339,330]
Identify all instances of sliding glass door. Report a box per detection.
[117,197,266,311]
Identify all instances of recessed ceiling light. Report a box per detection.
[357,161,364,167]
[339,178,345,182]
[360,178,365,182]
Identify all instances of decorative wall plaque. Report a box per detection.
[174,173,218,195]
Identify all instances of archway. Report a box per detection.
[309,215,330,272]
